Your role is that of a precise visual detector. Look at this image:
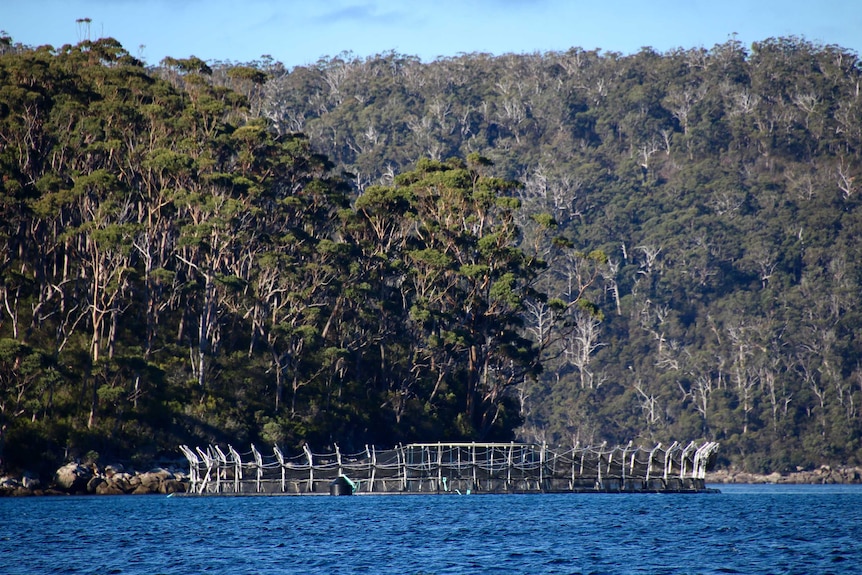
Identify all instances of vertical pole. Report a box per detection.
[508,442,514,491]
[437,443,443,492]
[303,444,314,493]
[539,443,545,491]
[646,443,661,482]
[423,445,430,492]
[229,445,242,493]
[214,446,228,494]
[179,446,199,494]
[196,447,213,494]
[680,441,696,480]
[472,443,477,490]
[251,444,263,493]
[364,444,371,492]
[664,442,679,482]
[398,444,407,491]
[693,443,702,479]
[274,446,285,493]
[596,447,602,489]
[370,445,376,493]
[490,445,495,491]
[621,444,627,485]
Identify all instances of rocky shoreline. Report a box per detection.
[706,465,862,485]
[3,463,861,496]
[0,462,189,497]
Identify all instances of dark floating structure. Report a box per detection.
[179,441,719,495]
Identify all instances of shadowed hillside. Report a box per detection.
[1,34,861,475]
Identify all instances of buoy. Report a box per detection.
[329,475,354,496]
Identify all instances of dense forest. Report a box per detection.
[1,32,861,476]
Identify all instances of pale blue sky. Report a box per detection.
[3,0,861,67]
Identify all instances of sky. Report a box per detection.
[3,0,862,68]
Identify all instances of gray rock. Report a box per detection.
[22,473,41,490]
[139,471,163,489]
[111,477,132,493]
[0,476,20,490]
[54,462,93,493]
[104,464,124,477]
[95,481,125,495]
[147,467,175,481]
[132,483,156,495]
[161,479,187,494]
[86,476,106,494]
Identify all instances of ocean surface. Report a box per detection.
[2,484,861,574]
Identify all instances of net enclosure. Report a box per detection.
[179,441,719,495]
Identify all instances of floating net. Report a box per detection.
[179,441,719,495]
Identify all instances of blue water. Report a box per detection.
[1,485,861,574]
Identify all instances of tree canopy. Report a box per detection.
[2,35,862,475]
[230,37,862,472]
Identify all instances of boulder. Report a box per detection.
[139,471,163,489]
[110,476,132,493]
[104,464,124,478]
[53,462,93,493]
[0,476,21,496]
[147,467,175,481]
[161,479,187,494]
[95,481,125,495]
[0,476,20,489]
[132,483,156,495]
[21,473,41,490]
[86,476,106,494]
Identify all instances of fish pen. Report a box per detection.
[178,441,719,495]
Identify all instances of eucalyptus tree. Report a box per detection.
[0,40,144,428]
[243,132,351,414]
[361,154,546,438]
[0,46,58,342]
[158,58,252,393]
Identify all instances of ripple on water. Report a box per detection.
[2,488,862,574]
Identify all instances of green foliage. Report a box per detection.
[223,36,862,471]
[3,34,862,476]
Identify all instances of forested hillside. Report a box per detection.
[231,37,862,473]
[1,34,861,475]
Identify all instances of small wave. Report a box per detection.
[2,488,862,574]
